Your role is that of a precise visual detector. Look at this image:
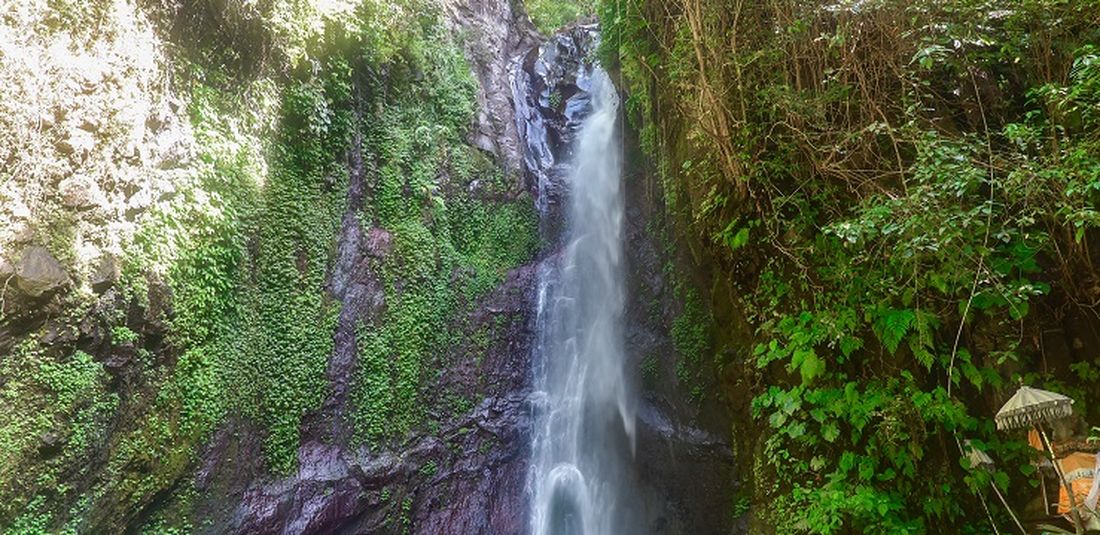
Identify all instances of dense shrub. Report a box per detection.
[602,0,1100,531]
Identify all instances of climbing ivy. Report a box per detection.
[0,343,117,531]
[350,19,538,445]
[525,0,595,34]
[0,1,539,531]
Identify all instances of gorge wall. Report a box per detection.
[1,0,541,532]
[0,1,736,533]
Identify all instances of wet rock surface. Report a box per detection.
[621,132,741,533]
[512,20,738,533]
[440,0,541,172]
[513,25,600,246]
[513,18,738,534]
[193,262,537,535]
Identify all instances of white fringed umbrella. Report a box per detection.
[995,384,1083,534]
[965,440,996,471]
[995,385,1075,431]
[962,438,1026,534]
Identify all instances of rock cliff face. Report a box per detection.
[196,13,739,535]
[441,0,542,172]
[206,15,738,534]
[189,2,546,533]
[0,2,737,533]
[621,149,742,535]
[1,1,545,532]
[194,263,538,534]
[513,25,599,246]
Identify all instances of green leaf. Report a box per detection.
[872,308,915,354]
[769,411,788,429]
[859,457,875,481]
[728,227,750,250]
[810,456,827,471]
[839,335,862,358]
[839,452,857,472]
[1008,300,1029,320]
[792,348,826,385]
[911,345,934,370]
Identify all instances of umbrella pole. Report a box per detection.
[990,481,1027,535]
[977,488,1004,535]
[1041,472,1050,515]
[1039,426,1085,535]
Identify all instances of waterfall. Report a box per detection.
[524,49,638,534]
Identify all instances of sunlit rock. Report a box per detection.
[15,246,70,297]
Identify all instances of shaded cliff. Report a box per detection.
[0,1,544,532]
[602,0,1100,532]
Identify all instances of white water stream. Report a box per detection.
[528,68,637,535]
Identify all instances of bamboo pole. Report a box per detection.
[1042,471,1050,515]
[990,481,1027,535]
[956,434,1027,535]
[1039,426,1085,535]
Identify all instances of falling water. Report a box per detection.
[528,65,638,535]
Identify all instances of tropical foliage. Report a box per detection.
[602,0,1100,531]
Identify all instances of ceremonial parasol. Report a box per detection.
[965,440,995,471]
[962,439,1026,534]
[995,385,1075,431]
[996,384,1083,534]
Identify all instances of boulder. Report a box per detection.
[11,221,36,244]
[90,254,119,293]
[15,246,70,297]
[38,431,63,458]
[58,174,105,209]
